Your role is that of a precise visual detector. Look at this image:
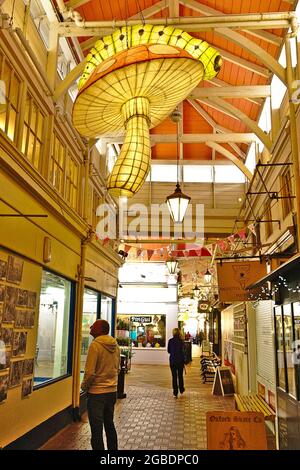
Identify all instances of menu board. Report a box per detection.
[212,366,235,396]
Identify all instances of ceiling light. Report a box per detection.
[166,112,190,223]
[166,258,178,275]
[193,285,200,298]
[204,269,212,284]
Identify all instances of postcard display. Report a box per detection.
[0,253,37,404]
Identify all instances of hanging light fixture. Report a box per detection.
[73,26,221,198]
[193,285,200,298]
[166,258,178,275]
[166,111,191,223]
[204,268,212,284]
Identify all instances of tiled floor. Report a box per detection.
[42,347,235,450]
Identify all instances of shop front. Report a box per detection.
[117,263,178,365]
[250,254,300,449]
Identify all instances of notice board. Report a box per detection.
[206,411,268,450]
[212,366,235,396]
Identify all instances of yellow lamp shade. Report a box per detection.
[73,25,221,198]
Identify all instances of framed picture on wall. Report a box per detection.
[25,311,35,328]
[15,310,27,328]
[12,332,27,357]
[27,292,37,309]
[23,358,34,376]
[0,374,9,402]
[0,349,11,371]
[0,260,7,280]
[17,289,28,307]
[22,378,33,398]
[7,256,24,284]
[0,327,14,347]
[9,360,24,387]
[0,284,5,302]
[3,286,18,323]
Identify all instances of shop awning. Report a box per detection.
[247,253,300,290]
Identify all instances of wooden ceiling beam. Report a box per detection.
[190,85,271,99]
[66,0,91,8]
[216,46,270,78]
[104,133,255,144]
[187,99,246,160]
[168,0,180,17]
[202,97,273,150]
[216,28,286,83]
[207,77,262,106]
[206,142,252,180]
[179,0,282,47]
[57,14,293,37]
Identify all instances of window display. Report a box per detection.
[81,289,98,376]
[34,271,73,385]
[117,314,166,348]
[101,295,113,328]
[283,304,296,398]
[275,306,286,391]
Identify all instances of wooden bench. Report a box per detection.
[234,393,276,423]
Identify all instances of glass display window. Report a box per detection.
[81,289,99,376]
[117,314,166,349]
[101,295,113,330]
[34,271,73,386]
[292,302,300,400]
[283,304,297,398]
[275,306,286,391]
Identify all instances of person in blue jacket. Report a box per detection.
[167,328,185,398]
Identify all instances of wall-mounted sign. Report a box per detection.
[130,316,152,323]
[217,261,267,302]
[206,411,268,450]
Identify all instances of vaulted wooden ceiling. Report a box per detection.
[62,0,295,165]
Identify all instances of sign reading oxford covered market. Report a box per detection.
[217,261,267,302]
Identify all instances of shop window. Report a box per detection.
[65,154,79,210]
[280,169,293,220]
[50,132,66,195]
[293,302,300,400]
[21,94,45,170]
[81,289,99,377]
[275,306,286,391]
[34,271,73,386]
[0,54,21,142]
[101,295,113,330]
[283,304,297,398]
[117,314,166,348]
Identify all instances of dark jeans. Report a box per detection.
[87,392,118,450]
[170,363,185,396]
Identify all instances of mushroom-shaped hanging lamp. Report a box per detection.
[73,25,221,198]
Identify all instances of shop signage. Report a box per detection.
[217,261,267,302]
[206,411,268,450]
[212,366,235,396]
[130,315,152,323]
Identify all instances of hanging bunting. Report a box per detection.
[248,223,256,236]
[217,239,229,252]
[124,244,132,253]
[227,235,236,246]
[147,250,154,261]
[237,229,247,241]
[102,236,110,246]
